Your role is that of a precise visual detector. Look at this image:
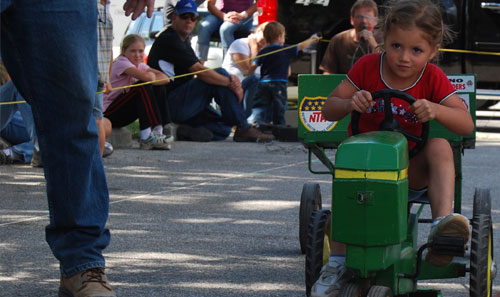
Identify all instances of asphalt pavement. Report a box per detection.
[1,135,499,296]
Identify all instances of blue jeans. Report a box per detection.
[241,74,259,119]
[249,81,288,126]
[167,68,249,140]
[0,80,37,140]
[1,0,110,277]
[1,111,34,163]
[196,14,254,61]
[93,83,104,120]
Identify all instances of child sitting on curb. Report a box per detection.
[104,34,173,150]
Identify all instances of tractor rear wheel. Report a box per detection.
[470,188,495,297]
[300,183,322,254]
[366,285,393,297]
[340,282,363,297]
[305,208,331,296]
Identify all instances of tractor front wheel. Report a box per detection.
[305,208,331,296]
[470,188,495,297]
[299,183,322,254]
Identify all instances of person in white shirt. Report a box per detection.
[222,22,267,118]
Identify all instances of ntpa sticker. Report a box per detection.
[299,96,337,131]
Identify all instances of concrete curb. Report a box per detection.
[106,127,133,149]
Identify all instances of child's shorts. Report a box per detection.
[408,188,430,204]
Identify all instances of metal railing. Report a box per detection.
[477,89,500,101]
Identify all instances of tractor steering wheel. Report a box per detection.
[351,89,429,158]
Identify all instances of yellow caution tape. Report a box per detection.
[0,100,26,105]
[1,38,316,105]
[2,37,499,105]
[320,37,500,56]
[438,48,500,56]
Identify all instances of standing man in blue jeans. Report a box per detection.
[0,1,155,296]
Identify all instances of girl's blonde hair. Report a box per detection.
[380,0,453,48]
[120,34,145,56]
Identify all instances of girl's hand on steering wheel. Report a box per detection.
[409,99,437,123]
[350,90,375,113]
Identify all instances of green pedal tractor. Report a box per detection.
[297,74,496,297]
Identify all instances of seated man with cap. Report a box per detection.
[147,0,274,142]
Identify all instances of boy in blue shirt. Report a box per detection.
[249,21,318,126]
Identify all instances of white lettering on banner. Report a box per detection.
[295,0,330,6]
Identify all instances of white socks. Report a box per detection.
[329,254,346,266]
[140,127,152,140]
[153,125,163,135]
[141,126,163,140]
[432,216,446,227]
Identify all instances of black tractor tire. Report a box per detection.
[366,285,393,297]
[305,209,331,297]
[340,282,363,297]
[299,183,322,254]
[472,188,492,217]
[470,188,495,297]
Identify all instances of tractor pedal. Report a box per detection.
[430,236,466,257]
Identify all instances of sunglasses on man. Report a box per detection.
[179,13,197,22]
[353,15,376,21]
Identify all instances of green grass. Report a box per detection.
[126,120,140,139]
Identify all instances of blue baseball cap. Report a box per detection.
[174,0,198,16]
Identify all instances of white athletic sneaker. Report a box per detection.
[311,261,351,297]
[139,132,174,150]
[426,213,470,266]
[102,142,114,158]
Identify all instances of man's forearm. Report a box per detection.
[197,68,231,86]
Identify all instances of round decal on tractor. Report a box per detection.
[299,96,337,132]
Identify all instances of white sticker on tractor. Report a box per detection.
[300,96,337,131]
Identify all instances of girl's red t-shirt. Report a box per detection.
[346,52,456,148]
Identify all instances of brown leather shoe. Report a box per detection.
[59,268,116,297]
[233,126,275,143]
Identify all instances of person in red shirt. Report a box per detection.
[315,1,474,296]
